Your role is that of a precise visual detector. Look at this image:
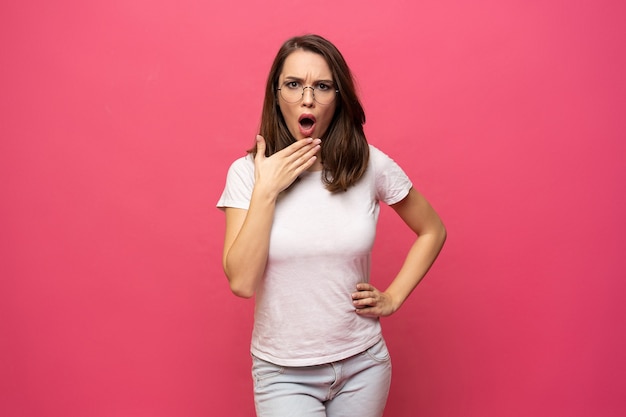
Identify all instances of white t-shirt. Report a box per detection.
[217,145,412,366]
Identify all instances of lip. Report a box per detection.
[298,113,317,138]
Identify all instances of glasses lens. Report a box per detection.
[279,85,301,103]
[314,87,336,105]
[279,84,337,105]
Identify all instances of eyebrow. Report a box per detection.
[283,76,335,84]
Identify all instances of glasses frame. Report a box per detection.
[277,83,339,105]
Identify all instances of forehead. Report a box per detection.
[279,49,333,80]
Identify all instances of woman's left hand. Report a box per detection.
[351,283,398,318]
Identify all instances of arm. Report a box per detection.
[222,135,321,298]
[352,187,447,316]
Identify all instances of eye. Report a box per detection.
[284,81,301,89]
[317,82,331,91]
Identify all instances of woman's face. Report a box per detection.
[277,49,337,141]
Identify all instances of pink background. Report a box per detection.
[2,1,625,416]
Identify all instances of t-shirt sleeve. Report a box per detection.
[216,155,255,210]
[370,146,413,205]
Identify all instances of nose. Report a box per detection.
[302,86,315,106]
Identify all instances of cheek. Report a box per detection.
[278,104,300,136]
[320,107,336,127]
[278,102,296,122]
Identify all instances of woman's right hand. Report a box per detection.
[253,135,321,197]
[222,135,321,298]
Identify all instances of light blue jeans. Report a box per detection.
[252,338,392,417]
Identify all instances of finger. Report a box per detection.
[353,294,377,307]
[355,283,374,292]
[352,299,377,309]
[352,290,373,300]
[291,140,320,160]
[279,137,312,154]
[255,135,266,159]
[355,306,381,317]
[281,138,321,158]
[292,154,318,176]
[287,142,321,174]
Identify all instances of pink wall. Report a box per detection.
[2,1,625,416]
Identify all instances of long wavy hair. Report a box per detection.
[251,34,369,193]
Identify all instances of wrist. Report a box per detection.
[383,290,405,314]
[251,182,280,204]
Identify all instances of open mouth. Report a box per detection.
[299,118,315,129]
[298,114,317,136]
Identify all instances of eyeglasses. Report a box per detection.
[277,81,338,105]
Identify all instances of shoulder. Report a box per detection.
[228,153,254,173]
[223,153,256,191]
[367,144,404,172]
[225,153,255,181]
[366,144,413,204]
[368,144,387,162]
[217,153,255,209]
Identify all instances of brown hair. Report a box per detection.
[251,34,369,193]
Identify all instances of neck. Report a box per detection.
[307,159,324,172]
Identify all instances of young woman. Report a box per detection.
[217,34,446,417]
